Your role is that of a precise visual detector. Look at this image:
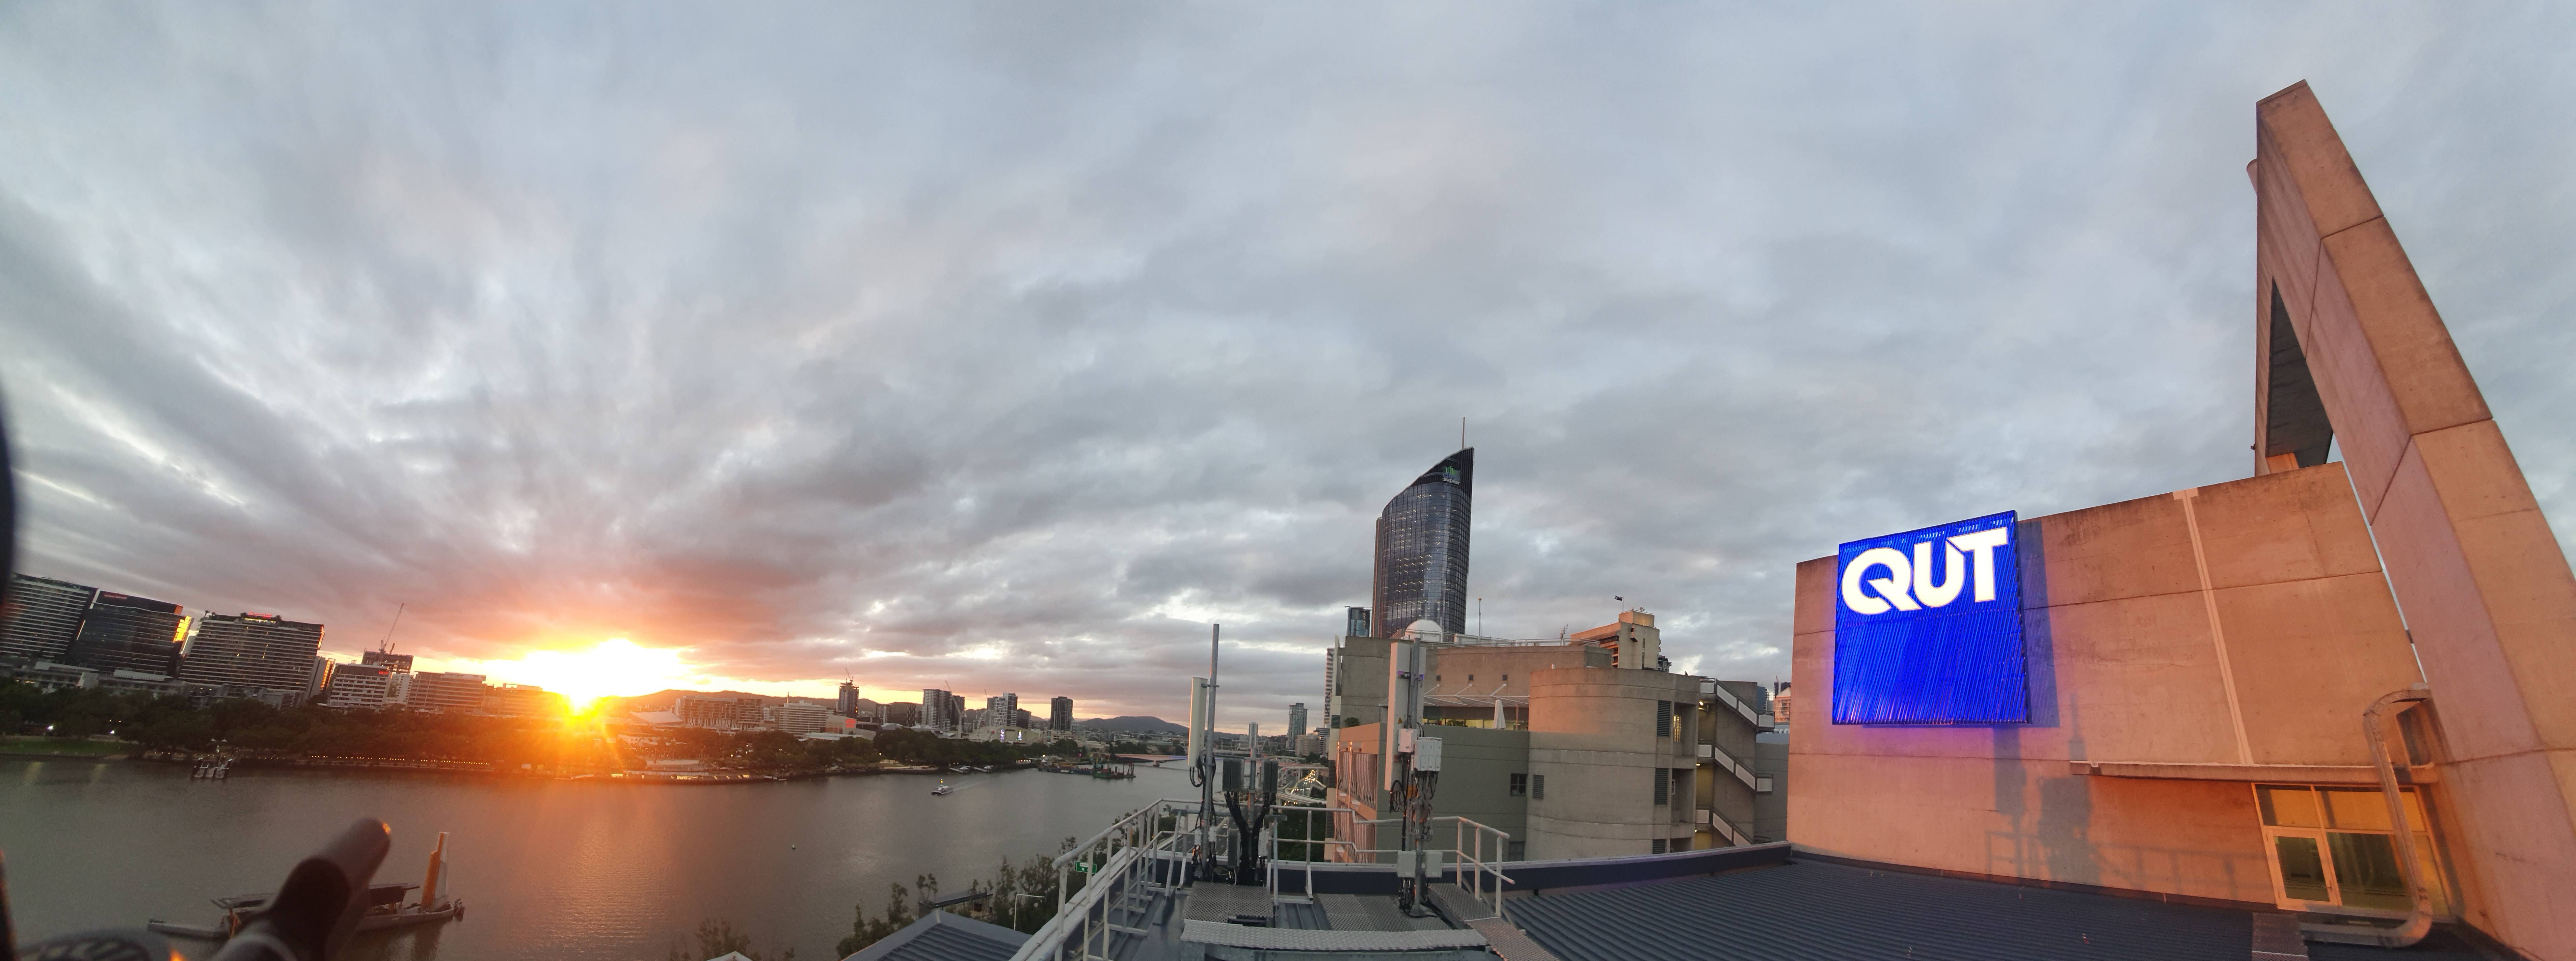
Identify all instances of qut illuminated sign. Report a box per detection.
[1831,511,2029,725]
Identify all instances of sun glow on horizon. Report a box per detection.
[436,638,702,713]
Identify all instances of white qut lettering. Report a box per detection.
[1948,527,2012,603]
[1912,541,1967,608]
[1840,546,1917,615]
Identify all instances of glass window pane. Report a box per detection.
[2328,832,2411,910]
[2274,834,2331,902]
[2321,788,2394,831]
[2258,785,2322,828]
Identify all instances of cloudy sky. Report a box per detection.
[3,3,2570,727]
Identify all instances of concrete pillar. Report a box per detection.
[2253,81,2576,958]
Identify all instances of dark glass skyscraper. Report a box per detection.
[64,591,187,676]
[1372,448,1472,636]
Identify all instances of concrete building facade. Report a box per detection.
[179,612,324,698]
[1,573,98,662]
[1327,611,1765,861]
[322,662,396,709]
[1786,84,2576,959]
[407,671,489,713]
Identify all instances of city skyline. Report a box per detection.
[5,5,2576,727]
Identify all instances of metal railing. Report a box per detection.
[1698,678,1766,727]
[1445,816,1514,919]
[1266,805,1362,902]
[1694,807,1754,847]
[1333,815,1514,920]
[1696,741,1758,790]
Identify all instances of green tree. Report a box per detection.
[663,917,795,961]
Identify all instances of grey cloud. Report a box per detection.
[3,2,2573,725]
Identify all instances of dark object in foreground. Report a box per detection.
[6,818,390,961]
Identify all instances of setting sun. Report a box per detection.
[444,638,695,713]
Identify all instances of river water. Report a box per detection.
[0,757,1192,960]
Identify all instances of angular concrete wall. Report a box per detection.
[1788,465,2420,905]
[2254,82,2576,959]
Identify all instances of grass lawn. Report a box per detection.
[0,737,131,756]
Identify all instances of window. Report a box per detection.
[2253,784,2446,916]
[1531,774,1545,800]
[1653,768,1670,805]
[1509,773,1527,797]
[1650,839,1668,855]
[1656,700,1673,738]
[1756,775,1775,794]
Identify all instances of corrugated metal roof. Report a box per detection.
[1506,859,2258,961]
[1180,920,1487,950]
[843,909,1028,961]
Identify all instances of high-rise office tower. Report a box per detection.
[1050,696,1073,732]
[921,688,950,727]
[180,613,326,696]
[837,680,860,717]
[1371,448,1473,636]
[64,592,188,676]
[986,692,1019,726]
[2,574,99,662]
[1344,606,1372,639]
[1288,702,1309,739]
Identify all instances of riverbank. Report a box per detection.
[0,737,130,759]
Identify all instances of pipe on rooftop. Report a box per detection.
[2302,685,2434,949]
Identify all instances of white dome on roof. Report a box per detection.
[1405,619,1445,637]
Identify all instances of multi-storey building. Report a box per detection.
[986,692,1019,727]
[920,688,955,729]
[322,662,396,709]
[851,697,884,723]
[674,694,768,729]
[406,672,489,713]
[1370,448,1473,636]
[180,613,325,699]
[1287,702,1308,739]
[1049,696,1073,732]
[1,573,98,662]
[884,701,921,726]
[836,680,860,716]
[769,699,832,734]
[1327,609,1765,859]
[482,684,567,717]
[64,592,188,677]
[360,650,413,673]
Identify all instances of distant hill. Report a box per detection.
[1075,716,1186,736]
[601,689,787,713]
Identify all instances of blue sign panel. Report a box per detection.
[1831,511,2027,725]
